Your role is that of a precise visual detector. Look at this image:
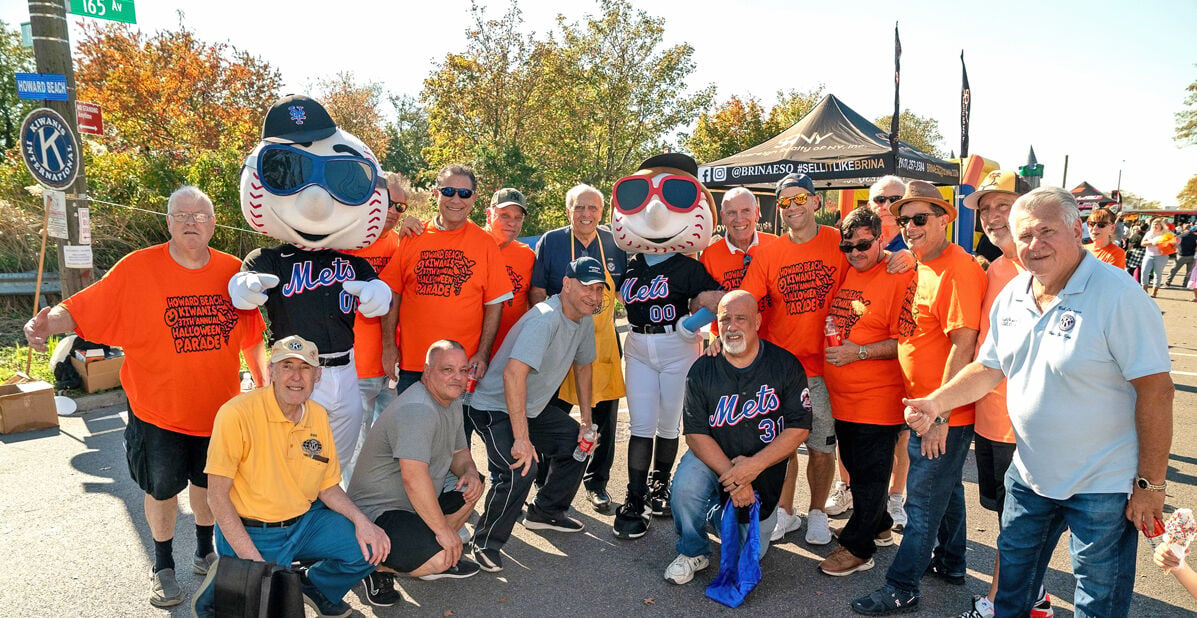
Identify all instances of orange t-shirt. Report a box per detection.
[896,243,986,426]
[495,240,535,354]
[700,232,777,335]
[1085,243,1127,269]
[62,244,265,436]
[739,226,848,377]
[974,255,1023,443]
[382,221,514,371]
[345,230,401,379]
[823,261,916,425]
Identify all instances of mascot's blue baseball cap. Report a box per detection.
[262,94,337,142]
[775,172,815,196]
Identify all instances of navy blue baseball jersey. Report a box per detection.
[619,253,720,328]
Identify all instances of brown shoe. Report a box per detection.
[831,525,895,547]
[819,545,874,577]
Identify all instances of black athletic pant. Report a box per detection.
[836,419,903,560]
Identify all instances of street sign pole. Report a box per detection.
[28,0,92,297]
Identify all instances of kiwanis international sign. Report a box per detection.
[20,108,80,190]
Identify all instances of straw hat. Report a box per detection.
[889,180,956,222]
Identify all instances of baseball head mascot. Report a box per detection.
[609,152,724,540]
[229,94,392,472]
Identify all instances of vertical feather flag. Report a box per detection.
[961,51,971,159]
[890,22,901,172]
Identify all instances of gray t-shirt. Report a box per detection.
[347,382,466,522]
[470,295,596,418]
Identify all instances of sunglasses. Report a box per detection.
[839,238,878,253]
[776,193,811,208]
[247,144,382,206]
[437,187,475,199]
[872,195,904,205]
[1089,221,1111,229]
[613,175,703,214]
[896,213,937,227]
[389,199,407,213]
[170,212,212,223]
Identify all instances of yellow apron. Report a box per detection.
[560,235,626,404]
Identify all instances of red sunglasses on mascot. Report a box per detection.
[613,175,703,214]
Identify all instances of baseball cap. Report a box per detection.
[638,152,699,176]
[270,335,320,366]
[261,94,337,143]
[565,256,609,288]
[490,187,528,213]
[962,170,1032,210]
[889,180,956,222]
[775,172,816,196]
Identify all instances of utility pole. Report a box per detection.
[28,0,92,296]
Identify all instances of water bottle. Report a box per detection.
[824,316,843,347]
[240,372,255,392]
[573,424,598,462]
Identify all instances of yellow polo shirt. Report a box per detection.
[206,387,341,522]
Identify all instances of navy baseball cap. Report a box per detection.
[565,257,609,288]
[775,172,815,196]
[261,94,337,143]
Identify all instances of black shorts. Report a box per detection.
[974,434,1016,515]
[124,411,209,500]
[376,491,466,573]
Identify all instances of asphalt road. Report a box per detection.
[4,287,1197,617]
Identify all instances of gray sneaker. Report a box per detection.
[149,568,183,607]
[193,552,217,575]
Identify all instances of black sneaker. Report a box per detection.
[587,488,612,513]
[613,491,651,540]
[301,580,352,618]
[924,561,966,586]
[523,507,584,532]
[362,571,400,607]
[472,546,503,572]
[649,473,672,517]
[850,585,920,615]
[419,559,482,581]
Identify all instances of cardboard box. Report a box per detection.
[69,355,124,393]
[0,380,58,434]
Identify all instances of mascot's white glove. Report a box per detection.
[343,279,392,318]
[674,315,703,344]
[228,272,280,310]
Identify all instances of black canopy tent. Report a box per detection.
[1070,182,1117,211]
[697,94,960,191]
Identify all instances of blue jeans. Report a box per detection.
[194,501,375,616]
[995,470,1137,617]
[1141,253,1168,287]
[670,451,777,559]
[884,424,974,594]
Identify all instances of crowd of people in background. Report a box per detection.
[24,163,1177,618]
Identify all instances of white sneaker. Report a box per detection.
[770,508,803,541]
[888,493,907,531]
[664,553,710,585]
[825,482,853,516]
[806,508,832,545]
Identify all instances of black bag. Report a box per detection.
[213,557,304,618]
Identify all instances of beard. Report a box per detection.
[720,332,748,355]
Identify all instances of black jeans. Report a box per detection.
[468,404,585,550]
[836,419,903,559]
[546,395,619,492]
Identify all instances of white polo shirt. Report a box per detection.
[977,252,1170,499]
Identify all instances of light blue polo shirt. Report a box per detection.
[977,252,1170,499]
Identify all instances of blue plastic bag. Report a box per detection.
[704,495,762,608]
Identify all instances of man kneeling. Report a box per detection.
[194,336,390,618]
[347,340,485,606]
[665,291,811,585]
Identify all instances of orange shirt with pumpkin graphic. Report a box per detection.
[345,229,401,379]
[495,240,535,353]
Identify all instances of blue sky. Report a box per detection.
[5,0,1195,203]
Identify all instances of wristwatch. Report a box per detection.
[932,415,949,426]
[1135,475,1166,492]
[857,345,868,361]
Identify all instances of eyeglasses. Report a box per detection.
[839,238,878,253]
[437,187,475,199]
[613,175,702,214]
[1089,221,1111,229]
[896,213,936,227]
[776,193,811,208]
[872,195,904,205]
[170,212,212,223]
[246,144,382,206]
[389,199,407,213]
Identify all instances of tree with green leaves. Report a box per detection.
[1177,66,1197,146]
[316,71,390,162]
[1179,175,1197,210]
[685,87,825,163]
[0,21,35,152]
[382,95,431,185]
[875,109,946,158]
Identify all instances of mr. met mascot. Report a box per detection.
[229,94,392,472]
[609,152,724,540]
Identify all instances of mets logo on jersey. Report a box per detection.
[301,437,329,463]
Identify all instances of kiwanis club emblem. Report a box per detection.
[302,437,328,463]
[289,340,303,351]
[1057,312,1076,333]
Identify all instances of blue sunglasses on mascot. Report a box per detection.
[246,144,383,206]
